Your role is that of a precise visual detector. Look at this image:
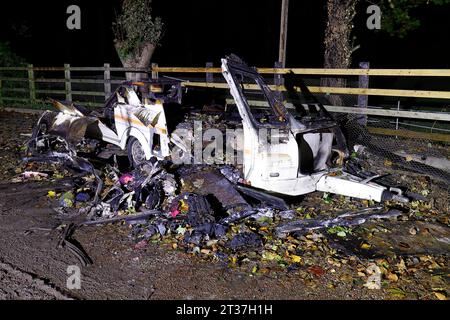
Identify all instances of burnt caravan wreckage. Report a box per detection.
[221,55,407,203]
[27,55,409,212]
[28,79,183,165]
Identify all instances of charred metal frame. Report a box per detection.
[221,55,408,203]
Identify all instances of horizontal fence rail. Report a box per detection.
[152,66,450,77]
[225,99,450,122]
[152,65,450,99]
[182,81,450,100]
[0,63,449,142]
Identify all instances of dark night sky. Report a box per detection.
[1,0,449,68]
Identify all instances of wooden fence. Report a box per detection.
[0,63,449,141]
[150,63,450,143]
[152,64,450,103]
[0,64,147,107]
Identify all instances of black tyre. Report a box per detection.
[127,137,147,167]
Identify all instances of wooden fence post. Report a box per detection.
[64,64,72,102]
[104,63,111,100]
[274,61,283,101]
[151,63,158,79]
[358,61,369,125]
[206,62,213,83]
[28,64,36,105]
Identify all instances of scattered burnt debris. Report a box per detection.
[57,223,93,267]
[275,206,403,237]
[11,55,448,291]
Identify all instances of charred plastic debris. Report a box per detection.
[21,55,449,270]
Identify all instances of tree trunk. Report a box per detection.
[115,42,156,81]
[323,0,357,106]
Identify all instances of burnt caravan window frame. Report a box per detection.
[226,59,290,130]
